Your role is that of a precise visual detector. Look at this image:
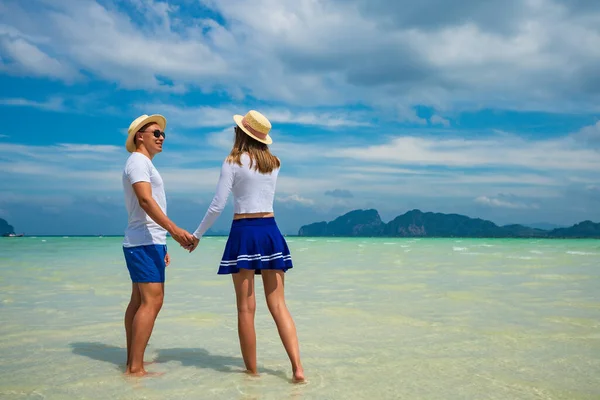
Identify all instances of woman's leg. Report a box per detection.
[232,268,258,374]
[262,270,304,382]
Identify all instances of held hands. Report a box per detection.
[185,236,200,253]
[169,226,198,253]
[170,227,195,248]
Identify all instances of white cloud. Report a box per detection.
[276,175,336,196]
[331,134,600,171]
[135,104,234,127]
[0,36,81,81]
[325,189,354,198]
[0,142,123,164]
[0,0,228,91]
[342,166,432,175]
[205,128,235,150]
[1,0,599,114]
[475,194,539,209]
[55,144,121,153]
[201,0,600,112]
[159,167,223,194]
[0,125,599,223]
[136,103,370,129]
[430,114,450,127]
[396,105,428,125]
[0,97,67,112]
[0,93,126,115]
[0,142,125,192]
[573,121,600,148]
[0,141,235,194]
[339,165,560,186]
[265,109,370,127]
[276,194,315,206]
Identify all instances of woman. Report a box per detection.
[188,110,305,383]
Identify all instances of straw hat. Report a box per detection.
[233,110,272,145]
[125,114,167,153]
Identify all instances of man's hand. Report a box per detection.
[187,236,200,253]
[164,252,170,267]
[170,227,195,248]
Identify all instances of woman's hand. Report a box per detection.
[164,252,171,267]
[187,237,200,253]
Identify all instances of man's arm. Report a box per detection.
[132,182,194,247]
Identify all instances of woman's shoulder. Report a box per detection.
[223,154,247,170]
[237,153,252,168]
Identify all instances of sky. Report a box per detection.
[1,0,600,235]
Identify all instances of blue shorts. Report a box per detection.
[123,245,167,283]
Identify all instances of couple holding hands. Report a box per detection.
[121,110,304,383]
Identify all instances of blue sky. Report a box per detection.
[1,0,599,235]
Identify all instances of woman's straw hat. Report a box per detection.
[233,110,272,145]
[125,114,167,153]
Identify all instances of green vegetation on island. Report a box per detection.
[0,218,16,236]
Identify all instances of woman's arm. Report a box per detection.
[192,161,235,240]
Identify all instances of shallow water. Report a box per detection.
[1,237,599,399]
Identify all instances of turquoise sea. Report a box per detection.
[1,237,599,399]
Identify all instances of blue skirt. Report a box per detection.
[218,217,293,275]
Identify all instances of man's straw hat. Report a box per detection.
[233,110,272,145]
[125,114,167,153]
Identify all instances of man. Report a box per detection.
[121,114,194,376]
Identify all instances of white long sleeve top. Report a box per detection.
[193,153,279,239]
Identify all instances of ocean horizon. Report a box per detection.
[1,236,599,399]
[4,235,598,238]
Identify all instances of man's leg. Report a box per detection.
[125,282,164,376]
[125,283,141,367]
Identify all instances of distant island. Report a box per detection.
[298,209,600,238]
[1,218,16,236]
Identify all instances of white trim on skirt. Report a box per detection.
[220,252,292,266]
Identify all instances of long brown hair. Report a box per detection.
[226,126,280,174]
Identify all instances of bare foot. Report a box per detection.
[125,368,164,378]
[125,361,156,368]
[292,368,305,384]
[125,368,148,377]
[244,369,260,377]
[143,371,164,377]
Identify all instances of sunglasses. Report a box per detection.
[139,129,166,139]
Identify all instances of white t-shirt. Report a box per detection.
[122,152,167,247]
[193,153,279,239]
